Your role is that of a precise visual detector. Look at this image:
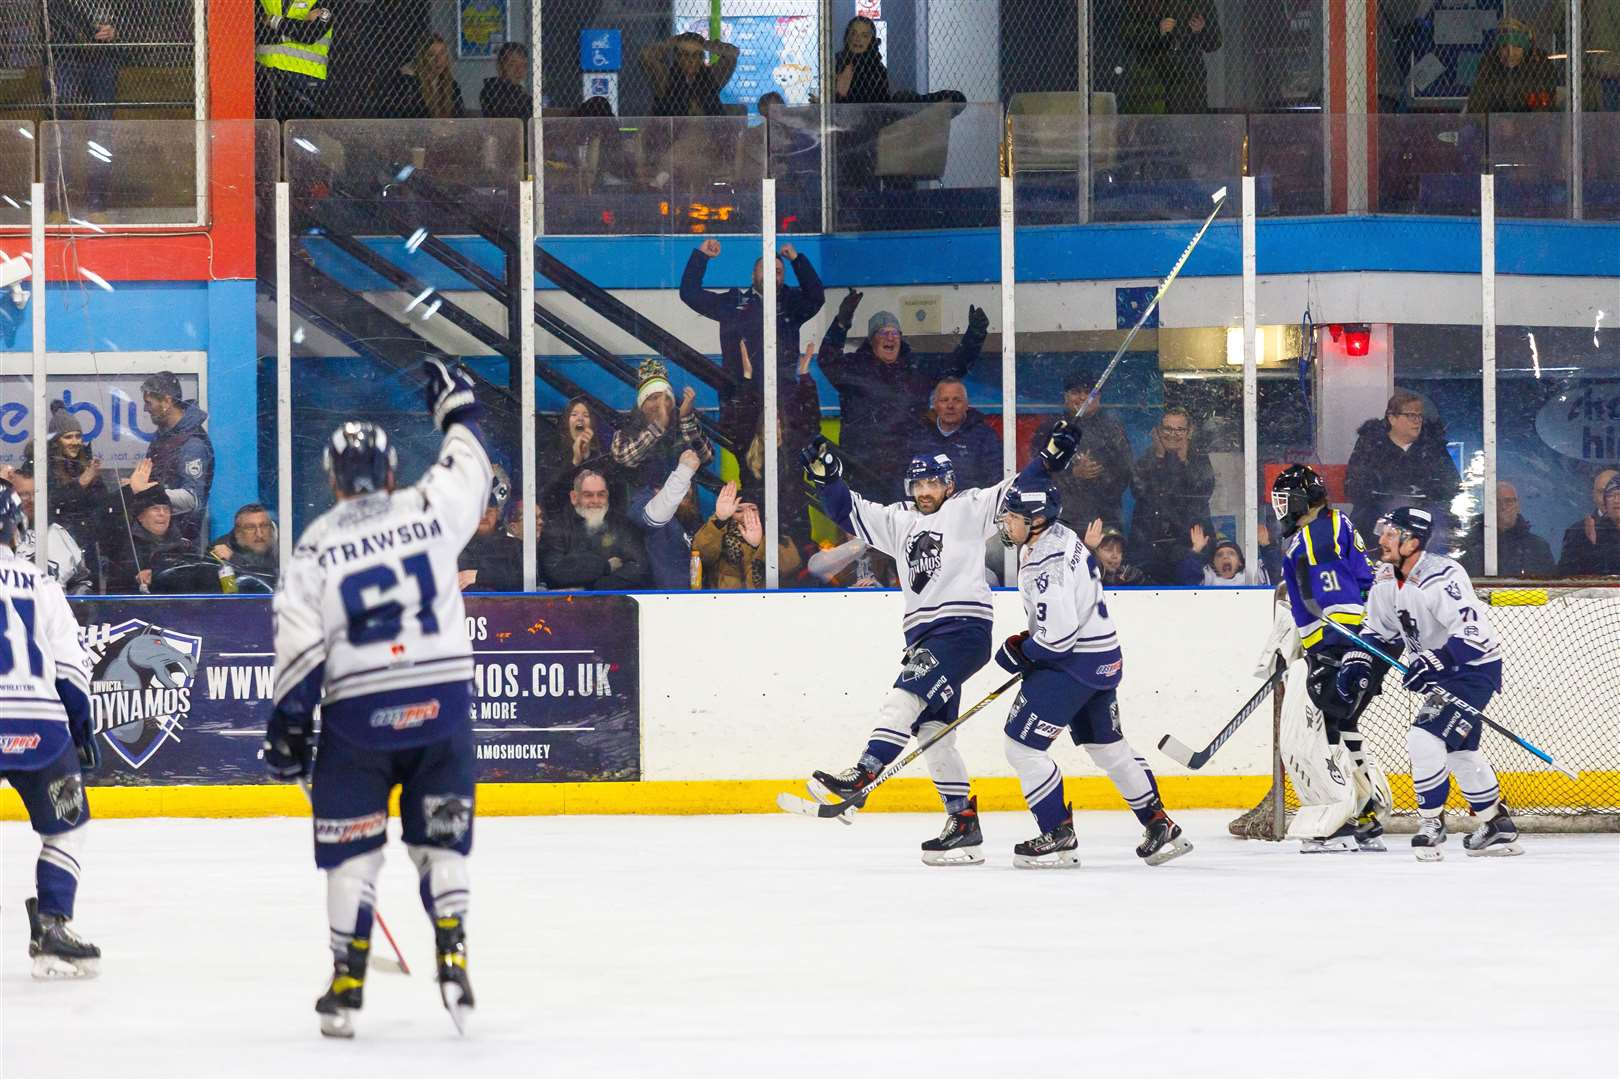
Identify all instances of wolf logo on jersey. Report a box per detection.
[906,531,944,592]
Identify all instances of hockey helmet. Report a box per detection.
[0,479,25,547]
[904,452,956,502]
[1270,463,1328,536]
[324,421,397,497]
[1377,506,1432,550]
[996,478,1062,547]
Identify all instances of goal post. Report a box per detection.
[1229,579,1620,839]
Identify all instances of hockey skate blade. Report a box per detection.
[921,846,985,867]
[318,1011,356,1039]
[30,953,98,980]
[441,983,472,1036]
[1143,836,1194,866]
[1013,851,1080,870]
[1465,842,1524,858]
[1356,837,1388,853]
[1414,847,1445,863]
[1298,837,1358,854]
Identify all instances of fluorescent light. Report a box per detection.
[78,267,114,292]
[17,127,33,141]
[68,217,105,233]
[404,286,434,313]
[86,140,110,157]
[1226,326,1265,366]
[419,298,443,321]
[292,137,319,154]
[404,227,429,254]
[1527,331,1541,379]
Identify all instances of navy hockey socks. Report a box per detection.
[36,837,81,920]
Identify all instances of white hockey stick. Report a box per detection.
[1158,661,1284,770]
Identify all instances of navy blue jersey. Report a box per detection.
[1280,509,1375,650]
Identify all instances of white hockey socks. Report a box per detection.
[409,845,470,920]
[1005,735,1066,832]
[1447,749,1503,816]
[917,719,972,813]
[1083,741,1158,820]
[1407,727,1452,814]
[326,849,384,959]
[859,687,927,772]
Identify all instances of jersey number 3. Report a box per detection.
[339,554,438,645]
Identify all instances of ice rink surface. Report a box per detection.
[2,809,1616,1079]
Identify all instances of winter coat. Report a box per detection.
[1122,0,1222,113]
[738,374,823,548]
[1344,415,1461,545]
[1465,47,1558,114]
[609,409,712,499]
[210,530,280,591]
[1030,411,1133,535]
[143,402,214,547]
[457,530,527,592]
[537,400,617,514]
[540,509,650,590]
[909,408,1002,492]
[1558,515,1620,577]
[833,46,890,104]
[479,77,531,119]
[1458,515,1556,578]
[1129,445,1216,579]
[693,516,803,589]
[818,321,986,497]
[105,523,201,595]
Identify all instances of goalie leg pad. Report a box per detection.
[1406,727,1452,813]
[1280,659,1359,841]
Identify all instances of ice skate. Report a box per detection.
[1012,807,1080,869]
[315,939,370,1038]
[1299,820,1359,854]
[435,915,475,1035]
[1464,803,1523,857]
[25,897,100,980]
[1136,809,1193,866]
[808,764,876,806]
[1412,814,1447,862]
[921,796,984,866]
[1352,803,1387,853]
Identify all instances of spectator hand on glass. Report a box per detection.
[1189,522,1211,553]
[738,503,763,548]
[125,459,157,495]
[1084,517,1104,550]
[714,481,740,522]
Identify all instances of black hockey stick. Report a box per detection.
[1157,661,1285,770]
[1317,619,1578,780]
[776,672,1025,821]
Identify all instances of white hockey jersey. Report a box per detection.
[844,477,1012,644]
[1017,522,1123,689]
[273,424,491,738]
[1364,552,1502,672]
[15,524,89,594]
[0,547,93,770]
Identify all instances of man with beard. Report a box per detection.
[540,470,648,590]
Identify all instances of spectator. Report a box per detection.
[1176,524,1269,586]
[833,16,890,104]
[106,487,197,595]
[130,371,214,550]
[909,377,1000,490]
[1466,18,1557,114]
[694,482,802,589]
[1124,0,1222,114]
[501,496,545,589]
[807,533,895,588]
[1344,390,1461,545]
[641,31,738,117]
[1089,524,1149,586]
[1029,373,1133,535]
[46,1,124,120]
[1459,481,1556,578]
[479,42,531,118]
[740,343,824,551]
[457,466,524,593]
[539,397,613,514]
[818,293,988,494]
[680,238,825,448]
[387,33,464,119]
[254,0,332,120]
[1559,469,1620,576]
[628,448,705,589]
[3,466,91,593]
[1129,406,1215,582]
[541,470,649,590]
[209,503,280,593]
[33,401,116,590]
[611,360,714,499]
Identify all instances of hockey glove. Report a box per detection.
[995,630,1032,674]
[422,357,481,431]
[1038,418,1081,473]
[966,304,989,337]
[1334,649,1375,706]
[801,435,843,488]
[835,287,864,328]
[68,713,100,773]
[263,706,314,782]
[1401,650,1450,693]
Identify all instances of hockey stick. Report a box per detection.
[1316,619,1579,781]
[296,777,413,975]
[1157,661,1285,770]
[776,672,1025,821]
[1080,186,1228,415]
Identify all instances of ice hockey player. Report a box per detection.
[1365,506,1519,860]
[1270,464,1392,852]
[0,479,101,977]
[265,359,491,1037]
[992,477,1191,868]
[800,420,1078,865]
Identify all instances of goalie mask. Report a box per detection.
[996,480,1061,547]
[1270,464,1327,537]
[324,421,397,497]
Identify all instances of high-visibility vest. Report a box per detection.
[256,0,331,81]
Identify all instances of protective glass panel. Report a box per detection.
[828,101,1001,232]
[0,123,35,227]
[0,1,198,123]
[283,119,527,590]
[1584,111,1620,221]
[41,119,200,225]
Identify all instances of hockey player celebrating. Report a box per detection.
[0,480,101,977]
[266,359,491,1037]
[1270,464,1392,852]
[993,478,1191,868]
[801,421,1078,865]
[1365,507,1520,860]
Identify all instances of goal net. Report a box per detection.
[1229,580,1620,838]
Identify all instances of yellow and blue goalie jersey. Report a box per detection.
[1279,508,1375,650]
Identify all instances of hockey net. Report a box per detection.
[1229,580,1620,838]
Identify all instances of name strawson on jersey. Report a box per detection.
[315,518,446,569]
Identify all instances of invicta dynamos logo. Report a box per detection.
[82,620,201,769]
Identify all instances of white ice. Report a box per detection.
[3,811,1616,1079]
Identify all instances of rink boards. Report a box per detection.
[1,588,1613,818]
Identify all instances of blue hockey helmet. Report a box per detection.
[904,452,956,503]
[1377,505,1432,550]
[323,421,397,497]
[0,479,26,548]
[996,478,1062,547]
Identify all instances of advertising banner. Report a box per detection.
[69,594,639,786]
